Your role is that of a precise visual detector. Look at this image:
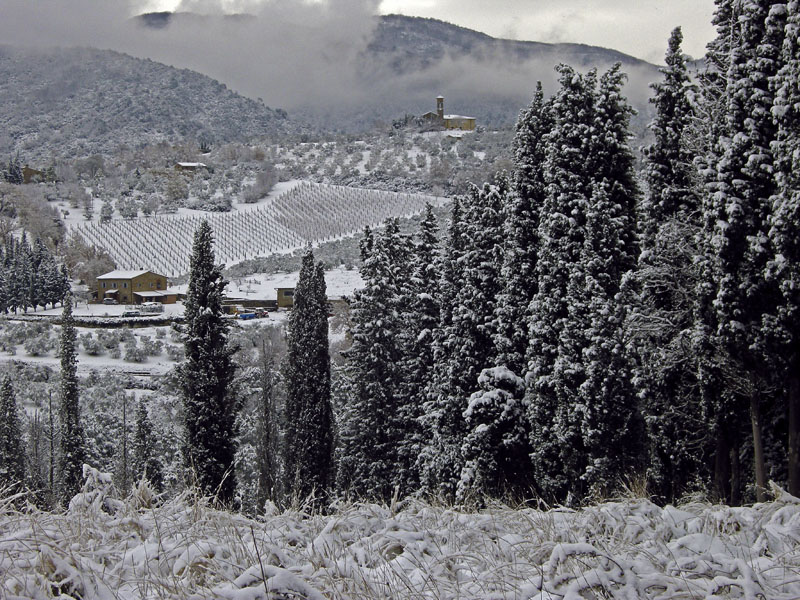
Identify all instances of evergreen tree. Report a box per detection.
[421,180,508,499]
[495,83,552,375]
[527,66,599,502]
[396,205,441,493]
[702,0,786,502]
[0,375,25,491]
[634,29,713,502]
[526,64,642,502]
[58,294,86,505]
[337,225,412,499]
[284,249,334,501]
[179,221,237,503]
[132,399,163,492]
[641,27,698,248]
[767,0,800,495]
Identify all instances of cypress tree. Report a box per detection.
[337,225,411,500]
[767,0,800,495]
[284,249,333,501]
[397,206,441,493]
[527,65,598,502]
[495,83,552,376]
[641,27,698,249]
[58,294,86,504]
[132,399,163,492]
[421,179,508,499]
[0,375,25,491]
[634,29,713,502]
[526,64,642,502]
[180,221,237,503]
[702,0,786,502]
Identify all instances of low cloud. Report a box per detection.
[0,0,660,126]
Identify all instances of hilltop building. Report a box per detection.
[421,96,476,131]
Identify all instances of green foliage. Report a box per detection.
[179,221,237,504]
[284,249,334,502]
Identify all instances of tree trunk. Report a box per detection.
[750,390,767,502]
[789,370,800,496]
[730,440,740,506]
[714,430,731,503]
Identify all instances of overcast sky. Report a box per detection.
[147,0,717,62]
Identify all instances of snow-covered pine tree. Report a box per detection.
[572,65,644,494]
[396,205,441,493]
[132,399,163,493]
[527,66,599,502]
[179,220,237,503]
[284,248,334,502]
[577,182,645,494]
[11,235,31,313]
[421,179,508,500]
[767,0,800,495]
[337,223,413,500]
[0,375,25,491]
[58,294,86,505]
[633,29,713,502]
[702,0,786,502]
[495,83,552,376]
[526,63,642,502]
[641,27,698,248]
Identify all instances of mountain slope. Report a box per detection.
[368,14,654,74]
[0,45,294,160]
[133,12,660,131]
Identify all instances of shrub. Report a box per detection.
[166,344,184,362]
[24,333,52,357]
[80,333,104,356]
[124,340,147,363]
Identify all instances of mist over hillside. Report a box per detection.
[0,45,294,161]
[134,12,661,131]
[0,0,663,140]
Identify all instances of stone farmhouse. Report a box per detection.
[95,270,177,304]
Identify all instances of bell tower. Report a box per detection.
[436,95,444,119]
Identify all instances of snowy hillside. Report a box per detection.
[0,45,293,161]
[72,182,446,276]
[2,471,799,599]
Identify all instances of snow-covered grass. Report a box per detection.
[2,472,799,599]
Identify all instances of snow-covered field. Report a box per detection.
[69,182,443,276]
[2,470,799,599]
[0,268,362,377]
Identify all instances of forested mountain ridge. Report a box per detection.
[0,45,295,161]
[136,12,660,130]
[368,14,656,74]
